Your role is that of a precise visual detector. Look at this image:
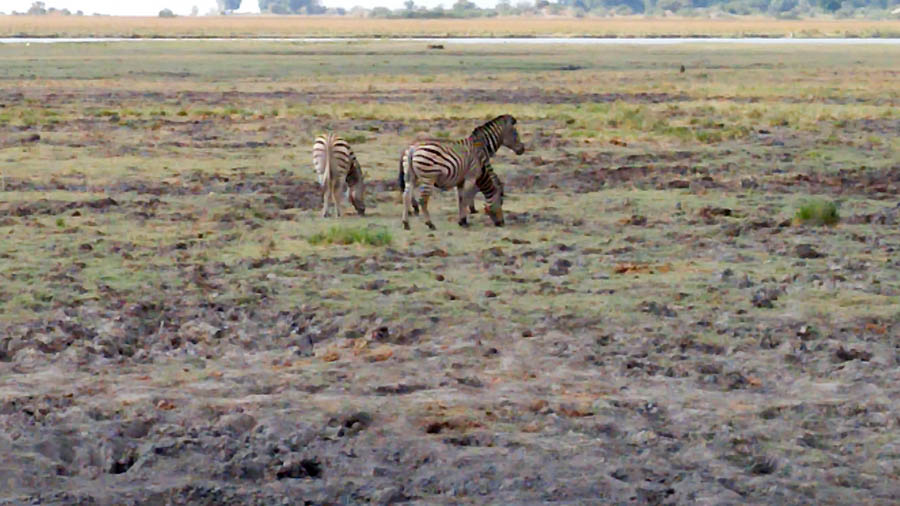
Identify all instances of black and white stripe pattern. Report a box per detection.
[399,115,524,230]
[312,133,366,217]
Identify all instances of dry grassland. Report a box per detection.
[2,15,900,38]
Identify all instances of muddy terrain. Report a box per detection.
[0,41,898,504]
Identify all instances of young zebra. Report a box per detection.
[409,165,504,217]
[398,114,524,230]
[312,133,366,217]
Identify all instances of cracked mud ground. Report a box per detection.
[1,42,898,504]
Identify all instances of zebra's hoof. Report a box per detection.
[469,207,478,214]
[402,222,410,230]
[426,222,436,231]
[458,218,469,228]
[495,221,505,227]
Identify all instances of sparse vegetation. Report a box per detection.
[0,39,897,504]
[308,225,393,246]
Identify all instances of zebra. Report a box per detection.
[398,114,524,230]
[312,133,366,218]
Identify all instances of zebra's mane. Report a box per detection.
[469,115,514,156]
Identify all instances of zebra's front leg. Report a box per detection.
[457,179,479,228]
[457,186,477,215]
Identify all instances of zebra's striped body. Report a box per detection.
[399,115,524,230]
[312,133,366,217]
[410,165,504,217]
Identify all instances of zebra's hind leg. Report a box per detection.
[457,179,479,228]
[401,185,412,230]
[331,180,343,218]
[418,190,436,230]
[321,186,330,218]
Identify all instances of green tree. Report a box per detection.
[259,0,323,14]
[217,0,242,13]
[27,1,47,15]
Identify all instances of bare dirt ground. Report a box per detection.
[1,42,899,504]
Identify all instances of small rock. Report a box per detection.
[797,325,818,340]
[627,430,658,446]
[179,320,221,343]
[751,287,780,308]
[548,259,571,276]
[639,301,677,318]
[361,279,388,290]
[369,326,389,341]
[795,244,824,259]
[626,214,647,226]
[216,413,257,436]
[484,290,498,298]
[748,456,777,475]
[834,346,872,362]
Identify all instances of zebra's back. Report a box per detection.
[404,139,483,191]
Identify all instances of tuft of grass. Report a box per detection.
[794,198,840,226]
[308,226,392,247]
[342,133,369,145]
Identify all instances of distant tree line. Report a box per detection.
[8,0,899,17]
[381,0,900,18]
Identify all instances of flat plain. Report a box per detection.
[3,15,900,38]
[1,38,899,504]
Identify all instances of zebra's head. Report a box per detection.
[473,115,525,156]
[498,115,525,156]
[347,161,366,216]
[484,199,504,227]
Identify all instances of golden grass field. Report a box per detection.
[2,15,900,39]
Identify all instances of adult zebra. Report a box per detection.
[398,114,524,230]
[312,133,366,217]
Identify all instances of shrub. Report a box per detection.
[158,8,176,17]
[308,226,392,246]
[794,198,839,226]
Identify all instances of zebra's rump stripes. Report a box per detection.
[312,133,366,217]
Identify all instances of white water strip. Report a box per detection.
[2,37,899,45]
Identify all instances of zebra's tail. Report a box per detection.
[398,149,405,194]
[323,135,335,189]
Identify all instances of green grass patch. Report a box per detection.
[342,133,369,145]
[794,198,840,226]
[308,226,393,247]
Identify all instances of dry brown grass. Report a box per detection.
[2,15,900,38]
